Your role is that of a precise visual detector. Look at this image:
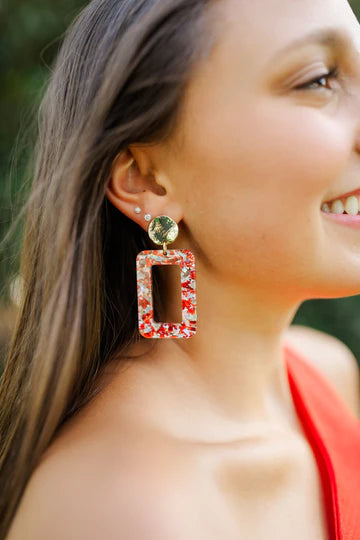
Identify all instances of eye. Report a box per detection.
[295,65,339,91]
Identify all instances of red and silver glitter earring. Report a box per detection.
[136,215,197,339]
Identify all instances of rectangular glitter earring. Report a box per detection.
[136,215,197,339]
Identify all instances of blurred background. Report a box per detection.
[1,0,360,371]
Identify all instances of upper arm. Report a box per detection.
[6,457,164,540]
[6,465,71,540]
[284,324,360,418]
[7,468,111,540]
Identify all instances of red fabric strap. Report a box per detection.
[284,344,360,540]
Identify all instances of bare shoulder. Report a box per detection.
[6,407,192,539]
[283,324,360,418]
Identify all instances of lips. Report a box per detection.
[323,186,360,205]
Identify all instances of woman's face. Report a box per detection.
[155,0,360,302]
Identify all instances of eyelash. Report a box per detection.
[295,65,339,91]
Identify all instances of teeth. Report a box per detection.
[330,199,345,214]
[322,195,360,215]
[344,195,359,215]
[321,203,331,213]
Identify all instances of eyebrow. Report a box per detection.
[273,27,358,59]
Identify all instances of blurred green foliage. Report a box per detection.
[1,0,360,361]
[0,0,86,292]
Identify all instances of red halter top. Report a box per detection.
[284,344,360,540]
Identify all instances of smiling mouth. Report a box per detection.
[321,187,360,215]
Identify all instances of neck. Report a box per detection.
[127,265,305,441]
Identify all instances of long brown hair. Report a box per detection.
[0,0,218,535]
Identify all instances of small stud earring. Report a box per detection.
[144,214,152,222]
[134,207,141,214]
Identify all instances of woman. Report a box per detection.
[1,0,360,537]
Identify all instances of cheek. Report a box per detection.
[178,97,350,228]
[246,100,351,200]
[198,98,348,190]
[171,97,352,286]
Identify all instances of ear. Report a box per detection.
[105,148,183,232]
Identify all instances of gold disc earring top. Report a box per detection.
[148,216,179,254]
